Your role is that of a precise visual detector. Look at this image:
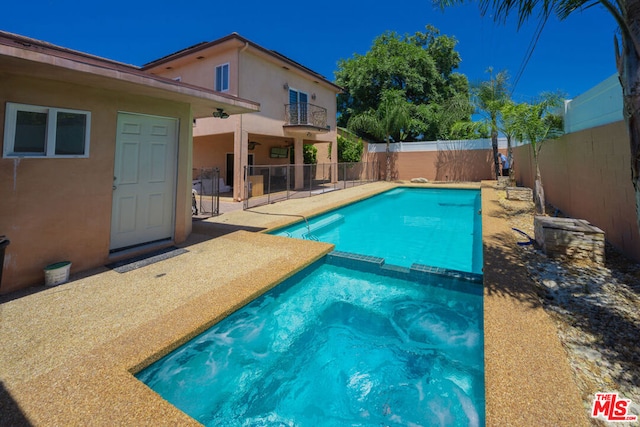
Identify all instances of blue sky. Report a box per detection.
[1,1,618,102]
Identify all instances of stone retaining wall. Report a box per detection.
[534,216,605,265]
[506,187,533,202]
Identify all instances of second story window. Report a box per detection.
[215,63,229,92]
[289,89,308,124]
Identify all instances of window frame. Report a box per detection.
[215,63,230,92]
[288,88,309,124]
[3,102,91,158]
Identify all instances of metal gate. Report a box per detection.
[192,167,220,216]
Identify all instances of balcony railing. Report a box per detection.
[284,103,328,131]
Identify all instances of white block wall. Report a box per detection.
[564,74,623,134]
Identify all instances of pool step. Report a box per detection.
[302,214,345,239]
[326,251,385,269]
[326,251,483,293]
[409,263,483,283]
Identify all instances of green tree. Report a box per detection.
[432,92,481,139]
[437,0,640,249]
[450,120,490,139]
[474,68,510,178]
[509,93,564,214]
[336,132,364,163]
[336,25,473,140]
[347,89,411,181]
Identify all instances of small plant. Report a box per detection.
[303,144,317,164]
[289,144,318,164]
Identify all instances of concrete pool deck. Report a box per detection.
[0,181,588,426]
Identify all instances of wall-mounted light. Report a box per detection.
[283,83,289,91]
[311,93,316,100]
[248,141,261,150]
[212,108,229,119]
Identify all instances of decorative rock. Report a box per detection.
[534,216,605,266]
[503,195,640,415]
[410,177,429,183]
[506,186,533,202]
[496,176,511,188]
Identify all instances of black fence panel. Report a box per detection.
[244,162,379,209]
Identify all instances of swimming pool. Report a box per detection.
[271,188,482,274]
[136,260,484,426]
[136,187,485,425]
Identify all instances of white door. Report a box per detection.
[110,113,178,251]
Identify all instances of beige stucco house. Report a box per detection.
[142,33,342,201]
[0,31,259,294]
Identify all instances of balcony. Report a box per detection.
[283,103,330,134]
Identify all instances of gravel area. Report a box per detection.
[499,193,640,426]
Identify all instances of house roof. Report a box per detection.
[142,33,343,93]
[0,31,260,118]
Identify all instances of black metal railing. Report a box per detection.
[284,103,328,128]
[243,161,379,209]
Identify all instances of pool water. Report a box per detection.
[136,262,485,426]
[271,188,482,274]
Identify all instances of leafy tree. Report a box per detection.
[431,91,481,139]
[437,0,640,250]
[473,68,510,178]
[336,132,364,163]
[509,93,564,214]
[347,89,411,181]
[336,25,474,140]
[450,120,490,139]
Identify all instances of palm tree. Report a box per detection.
[347,89,411,181]
[510,93,564,214]
[437,0,640,250]
[500,99,521,181]
[474,68,510,179]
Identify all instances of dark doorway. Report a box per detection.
[226,152,255,187]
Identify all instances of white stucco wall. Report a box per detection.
[564,74,623,134]
[367,138,508,152]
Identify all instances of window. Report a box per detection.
[289,89,308,124]
[215,63,229,92]
[3,103,91,158]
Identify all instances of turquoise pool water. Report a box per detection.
[271,188,482,274]
[137,261,485,426]
[136,188,485,425]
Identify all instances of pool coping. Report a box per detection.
[0,181,589,425]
